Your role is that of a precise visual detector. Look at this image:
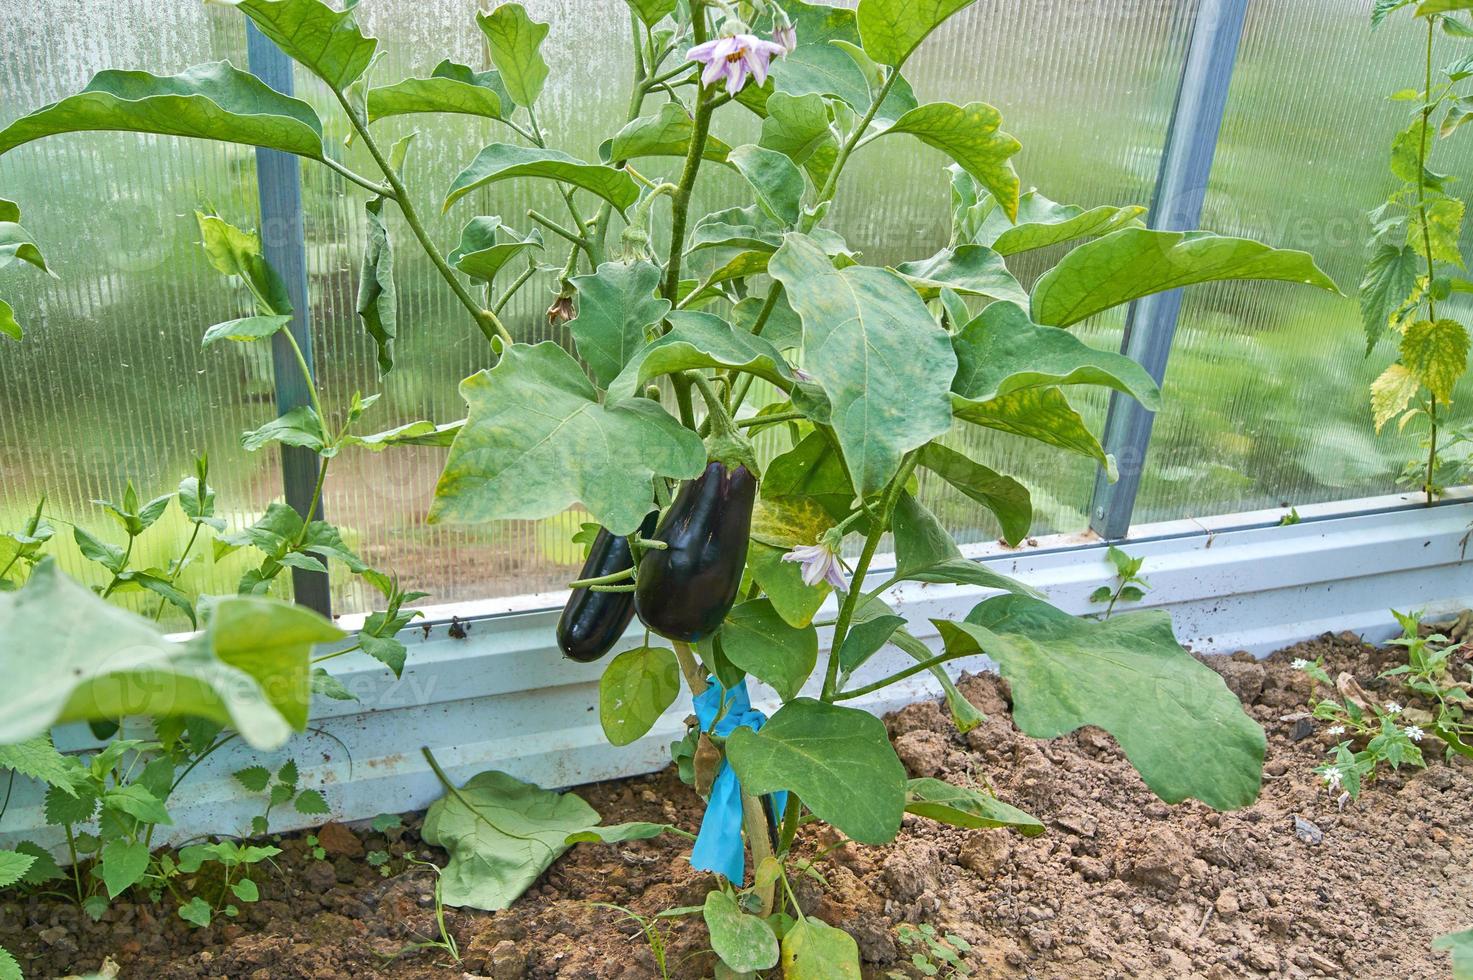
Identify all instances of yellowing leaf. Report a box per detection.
[1409,198,1466,267]
[1400,317,1470,402]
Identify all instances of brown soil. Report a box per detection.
[3,631,1469,980]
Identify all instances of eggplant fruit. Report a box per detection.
[635,461,756,642]
[556,512,657,662]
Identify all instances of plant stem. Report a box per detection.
[821,453,920,700]
[1416,17,1441,504]
[318,155,393,197]
[527,209,587,248]
[279,328,329,428]
[329,88,510,347]
[64,824,83,904]
[153,521,203,621]
[673,641,709,695]
[568,566,635,589]
[831,649,972,701]
[804,69,902,231]
[493,264,538,315]
[741,793,775,916]
[661,2,714,302]
[735,411,806,429]
[776,793,801,855]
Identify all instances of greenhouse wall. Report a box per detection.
[6,0,1465,626]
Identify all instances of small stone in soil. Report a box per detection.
[1293,814,1324,845]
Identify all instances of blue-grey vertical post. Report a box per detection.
[246,24,332,615]
[1088,0,1250,540]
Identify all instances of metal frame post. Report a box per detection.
[1088,0,1251,540]
[246,24,332,614]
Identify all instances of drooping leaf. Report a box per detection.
[201,314,292,349]
[904,777,1043,835]
[195,211,293,316]
[1407,197,1466,267]
[0,298,21,342]
[729,144,805,227]
[1401,317,1470,402]
[877,102,1020,221]
[781,917,862,979]
[357,196,397,375]
[857,0,979,68]
[445,143,640,213]
[367,60,510,123]
[1031,228,1339,328]
[225,0,376,90]
[0,559,340,749]
[1371,363,1422,431]
[975,186,1146,255]
[951,300,1160,409]
[344,418,462,451]
[836,612,905,674]
[599,645,680,747]
[915,443,1031,545]
[704,890,780,973]
[0,218,55,277]
[892,244,1026,303]
[769,233,956,496]
[0,62,325,159]
[605,102,731,164]
[607,310,796,402]
[429,342,705,535]
[954,387,1112,470]
[477,3,550,107]
[623,0,677,26]
[567,261,671,387]
[564,821,693,845]
[446,216,542,283]
[716,599,818,701]
[420,769,599,910]
[240,405,327,453]
[726,698,906,844]
[936,595,1267,810]
[1418,0,1473,16]
[758,92,838,188]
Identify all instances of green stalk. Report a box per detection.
[152,521,203,622]
[803,69,902,232]
[831,649,971,701]
[330,88,510,347]
[1415,18,1441,504]
[661,1,714,302]
[741,793,775,915]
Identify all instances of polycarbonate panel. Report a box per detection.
[1134,0,1473,523]
[1,0,1196,617]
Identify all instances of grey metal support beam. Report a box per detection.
[1088,0,1251,540]
[246,24,332,615]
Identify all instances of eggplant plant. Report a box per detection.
[0,0,1345,972]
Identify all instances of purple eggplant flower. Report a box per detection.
[773,23,797,54]
[781,541,848,590]
[687,32,789,97]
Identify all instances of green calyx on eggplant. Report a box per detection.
[635,460,756,643]
[556,511,658,663]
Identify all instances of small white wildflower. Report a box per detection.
[1323,767,1343,790]
[1327,725,1346,736]
[1292,658,1309,670]
[1384,701,1403,715]
[1403,725,1424,742]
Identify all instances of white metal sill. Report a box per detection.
[3,489,1469,848]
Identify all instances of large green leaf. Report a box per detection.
[0,218,55,277]
[759,92,838,188]
[420,769,599,911]
[904,777,1043,835]
[599,646,680,747]
[877,102,1019,221]
[1401,317,1470,402]
[0,736,78,795]
[892,245,1025,303]
[0,851,35,891]
[224,0,377,91]
[605,102,732,164]
[915,443,1031,545]
[952,301,1160,408]
[100,838,149,899]
[445,143,640,213]
[0,298,21,342]
[429,342,705,535]
[885,492,1042,597]
[478,3,550,107]
[446,216,542,283]
[747,0,918,121]
[704,890,780,973]
[953,387,1111,470]
[566,261,671,387]
[857,0,979,68]
[357,196,397,375]
[607,310,797,402]
[975,186,1145,255]
[0,560,340,750]
[0,62,324,159]
[716,599,817,701]
[726,698,906,844]
[769,233,955,496]
[936,595,1267,810]
[686,207,852,289]
[367,61,510,124]
[1031,228,1339,328]
[623,0,677,26]
[747,542,830,629]
[781,918,862,979]
[729,144,805,227]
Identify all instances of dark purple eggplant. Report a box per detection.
[635,461,756,642]
[557,512,657,663]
